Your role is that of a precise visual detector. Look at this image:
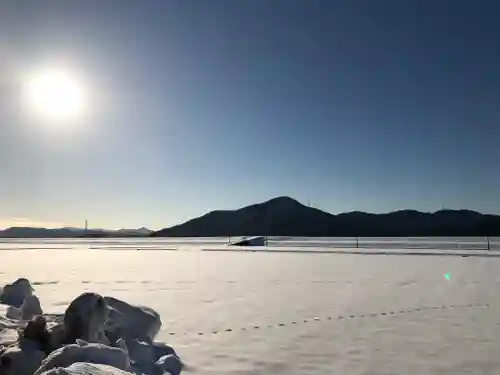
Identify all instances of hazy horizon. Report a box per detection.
[2,1,500,229]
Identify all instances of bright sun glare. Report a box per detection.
[24,68,87,122]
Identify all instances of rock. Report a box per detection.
[4,307,20,321]
[0,279,34,308]
[1,289,180,375]
[0,329,18,348]
[104,297,161,342]
[119,340,182,375]
[152,342,177,362]
[34,340,131,375]
[0,316,58,374]
[37,362,134,375]
[130,362,163,375]
[47,323,66,352]
[156,354,183,375]
[21,296,43,321]
[6,295,43,321]
[20,316,52,354]
[0,341,46,375]
[62,293,108,346]
[0,315,24,336]
[126,339,154,364]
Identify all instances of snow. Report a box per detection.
[34,340,131,374]
[2,237,500,374]
[38,362,134,375]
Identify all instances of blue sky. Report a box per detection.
[1,0,499,229]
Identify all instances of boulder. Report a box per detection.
[156,354,183,375]
[21,295,43,321]
[37,362,134,375]
[20,316,52,354]
[124,340,182,375]
[152,342,177,362]
[0,315,58,375]
[126,339,154,364]
[47,323,66,352]
[34,340,131,375]
[62,293,108,346]
[0,279,34,308]
[6,295,43,321]
[1,288,179,375]
[0,341,46,375]
[104,297,161,342]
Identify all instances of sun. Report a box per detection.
[24,68,87,122]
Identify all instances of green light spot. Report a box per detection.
[444,273,451,281]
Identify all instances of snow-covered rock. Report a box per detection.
[6,295,43,321]
[104,297,161,343]
[6,306,22,321]
[0,316,26,345]
[152,343,177,362]
[37,362,134,375]
[0,340,46,375]
[0,330,18,348]
[156,354,183,375]
[127,340,182,375]
[1,315,62,375]
[34,340,131,375]
[0,279,181,375]
[0,279,34,308]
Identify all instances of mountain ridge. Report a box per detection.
[152,196,500,237]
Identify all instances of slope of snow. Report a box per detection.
[1,239,500,374]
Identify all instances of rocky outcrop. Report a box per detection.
[0,279,182,375]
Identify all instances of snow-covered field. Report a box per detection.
[2,237,500,375]
[1,236,499,251]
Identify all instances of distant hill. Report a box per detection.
[152,196,500,237]
[0,227,152,238]
[0,227,77,238]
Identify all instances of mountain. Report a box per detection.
[153,196,336,237]
[152,197,500,237]
[0,227,77,238]
[0,227,152,238]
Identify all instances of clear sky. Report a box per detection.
[1,0,499,230]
